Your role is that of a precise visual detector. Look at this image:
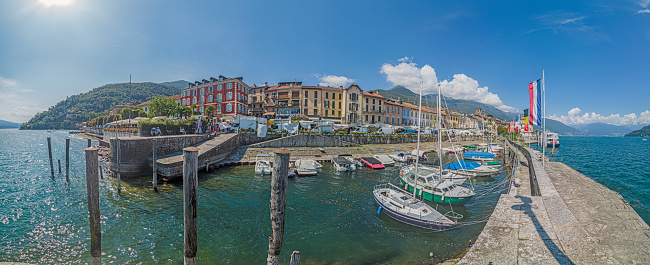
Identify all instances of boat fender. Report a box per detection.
[377,206,382,214]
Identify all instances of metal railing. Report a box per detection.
[508,139,541,196]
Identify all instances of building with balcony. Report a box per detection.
[342,83,363,124]
[362,91,385,124]
[384,99,404,126]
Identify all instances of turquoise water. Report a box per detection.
[532,136,650,223]
[0,129,510,264]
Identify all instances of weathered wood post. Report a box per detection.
[152,139,157,192]
[267,149,290,265]
[183,147,200,265]
[47,137,54,176]
[88,139,92,147]
[99,165,103,179]
[66,138,70,182]
[116,139,121,193]
[289,251,301,265]
[58,159,62,173]
[84,147,101,265]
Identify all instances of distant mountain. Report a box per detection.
[373,86,515,121]
[160,80,190,90]
[625,125,650,137]
[0,119,20,129]
[544,119,582,136]
[21,81,183,130]
[574,122,637,136]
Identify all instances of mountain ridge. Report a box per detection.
[0,119,20,129]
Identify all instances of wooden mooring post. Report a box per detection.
[88,139,92,147]
[152,139,157,192]
[116,139,121,193]
[267,149,291,265]
[99,165,103,179]
[84,147,101,265]
[66,138,70,182]
[47,137,54,176]
[58,159,61,173]
[183,147,200,265]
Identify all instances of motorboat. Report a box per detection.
[295,159,318,176]
[359,157,385,169]
[441,146,463,154]
[254,154,272,175]
[399,165,475,204]
[443,160,499,177]
[408,150,428,160]
[332,155,356,171]
[545,132,560,148]
[373,154,395,166]
[463,151,495,162]
[374,183,456,231]
[389,153,412,163]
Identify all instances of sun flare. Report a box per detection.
[38,0,74,7]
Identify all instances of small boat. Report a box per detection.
[409,150,428,160]
[254,154,272,175]
[443,160,499,177]
[643,139,648,141]
[389,153,411,163]
[68,130,82,134]
[399,165,475,204]
[463,145,477,150]
[359,157,385,169]
[373,183,456,231]
[332,155,356,172]
[441,146,463,154]
[295,159,318,176]
[546,132,560,148]
[463,150,495,162]
[373,154,395,166]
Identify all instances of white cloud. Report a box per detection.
[548,108,650,126]
[639,0,650,8]
[398,56,412,63]
[637,9,650,14]
[380,59,515,112]
[316,74,354,87]
[0,76,44,123]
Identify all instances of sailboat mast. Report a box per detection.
[437,83,442,174]
[413,81,423,197]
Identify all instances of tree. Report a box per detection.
[487,114,494,118]
[148,96,177,117]
[497,126,507,135]
[205,105,216,118]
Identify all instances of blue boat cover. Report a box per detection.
[443,160,481,170]
[463,151,495,159]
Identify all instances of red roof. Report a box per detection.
[362,91,385,99]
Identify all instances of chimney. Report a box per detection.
[265,82,268,86]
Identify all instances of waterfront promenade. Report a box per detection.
[454,145,650,264]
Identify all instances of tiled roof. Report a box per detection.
[362,91,385,98]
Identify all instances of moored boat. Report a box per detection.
[254,154,272,175]
[441,146,463,154]
[463,150,495,162]
[399,165,475,204]
[295,159,318,176]
[359,157,385,169]
[443,160,499,177]
[332,155,356,171]
[546,132,560,148]
[373,183,456,231]
[389,153,411,163]
[373,154,395,166]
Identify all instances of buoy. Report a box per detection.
[377,206,382,214]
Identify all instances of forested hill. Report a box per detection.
[625,125,650,137]
[20,81,186,130]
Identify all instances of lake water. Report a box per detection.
[532,136,650,223]
[0,129,510,264]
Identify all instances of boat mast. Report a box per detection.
[437,83,442,176]
[413,81,423,198]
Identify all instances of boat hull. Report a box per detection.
[399,179,472,204]
[374,195,454,231]
[546,143,560,148]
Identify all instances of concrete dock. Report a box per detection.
[455,143,650,264]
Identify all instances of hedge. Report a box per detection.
[137,119,191,136]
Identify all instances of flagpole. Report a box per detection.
[542,70,546,168]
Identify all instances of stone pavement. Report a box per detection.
[455,146,650,264]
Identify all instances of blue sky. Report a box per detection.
[1,0,649,125]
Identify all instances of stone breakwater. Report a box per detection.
[453,142,650,264]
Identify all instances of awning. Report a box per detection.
[263,112,276,116]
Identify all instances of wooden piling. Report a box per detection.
[289,251,301,265]
[47,137,54,176]
[88,139,92,147]
[267,149,291,265]
[84,147,101,265]
[183,147,200,265]
[152,139,157,192]
[58,159,62,173]
[66,138,70,182]
[117,139,121,193]
[99,165,103,179]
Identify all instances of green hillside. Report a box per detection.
[20,81,186,130]
[625,125,650,137]
[373,86,515,120]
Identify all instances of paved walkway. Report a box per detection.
[456,146,650,264]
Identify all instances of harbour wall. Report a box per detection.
[250,133,439,148]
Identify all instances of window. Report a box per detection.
[209,86,213,93]
[365,98,368,104]
[314,91,318,98]
[217,94,222,101]
[217,105,221,113]
[397,118,400,124]
[373,99,375,104]
[339,94,341,100]
[326,92,329,99]
[365,115,368,122]
[304,99,308,106]
[305,91,308,97]
[226,104,232,112]
[208,95,213,102]
[193,97,197,104]
[216,84,222,91]
[338,111,341,117]
[314,109,318,115]
[338,102,341,109]
[379,100,381,105]
[200,106,204,113]
[392,117,395,124]
[314,99,317,105]
[325,110,328,117]
[227,92,233,100]
[325,101,329,108]
[193,90,197,96]
[227,83,233,89]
